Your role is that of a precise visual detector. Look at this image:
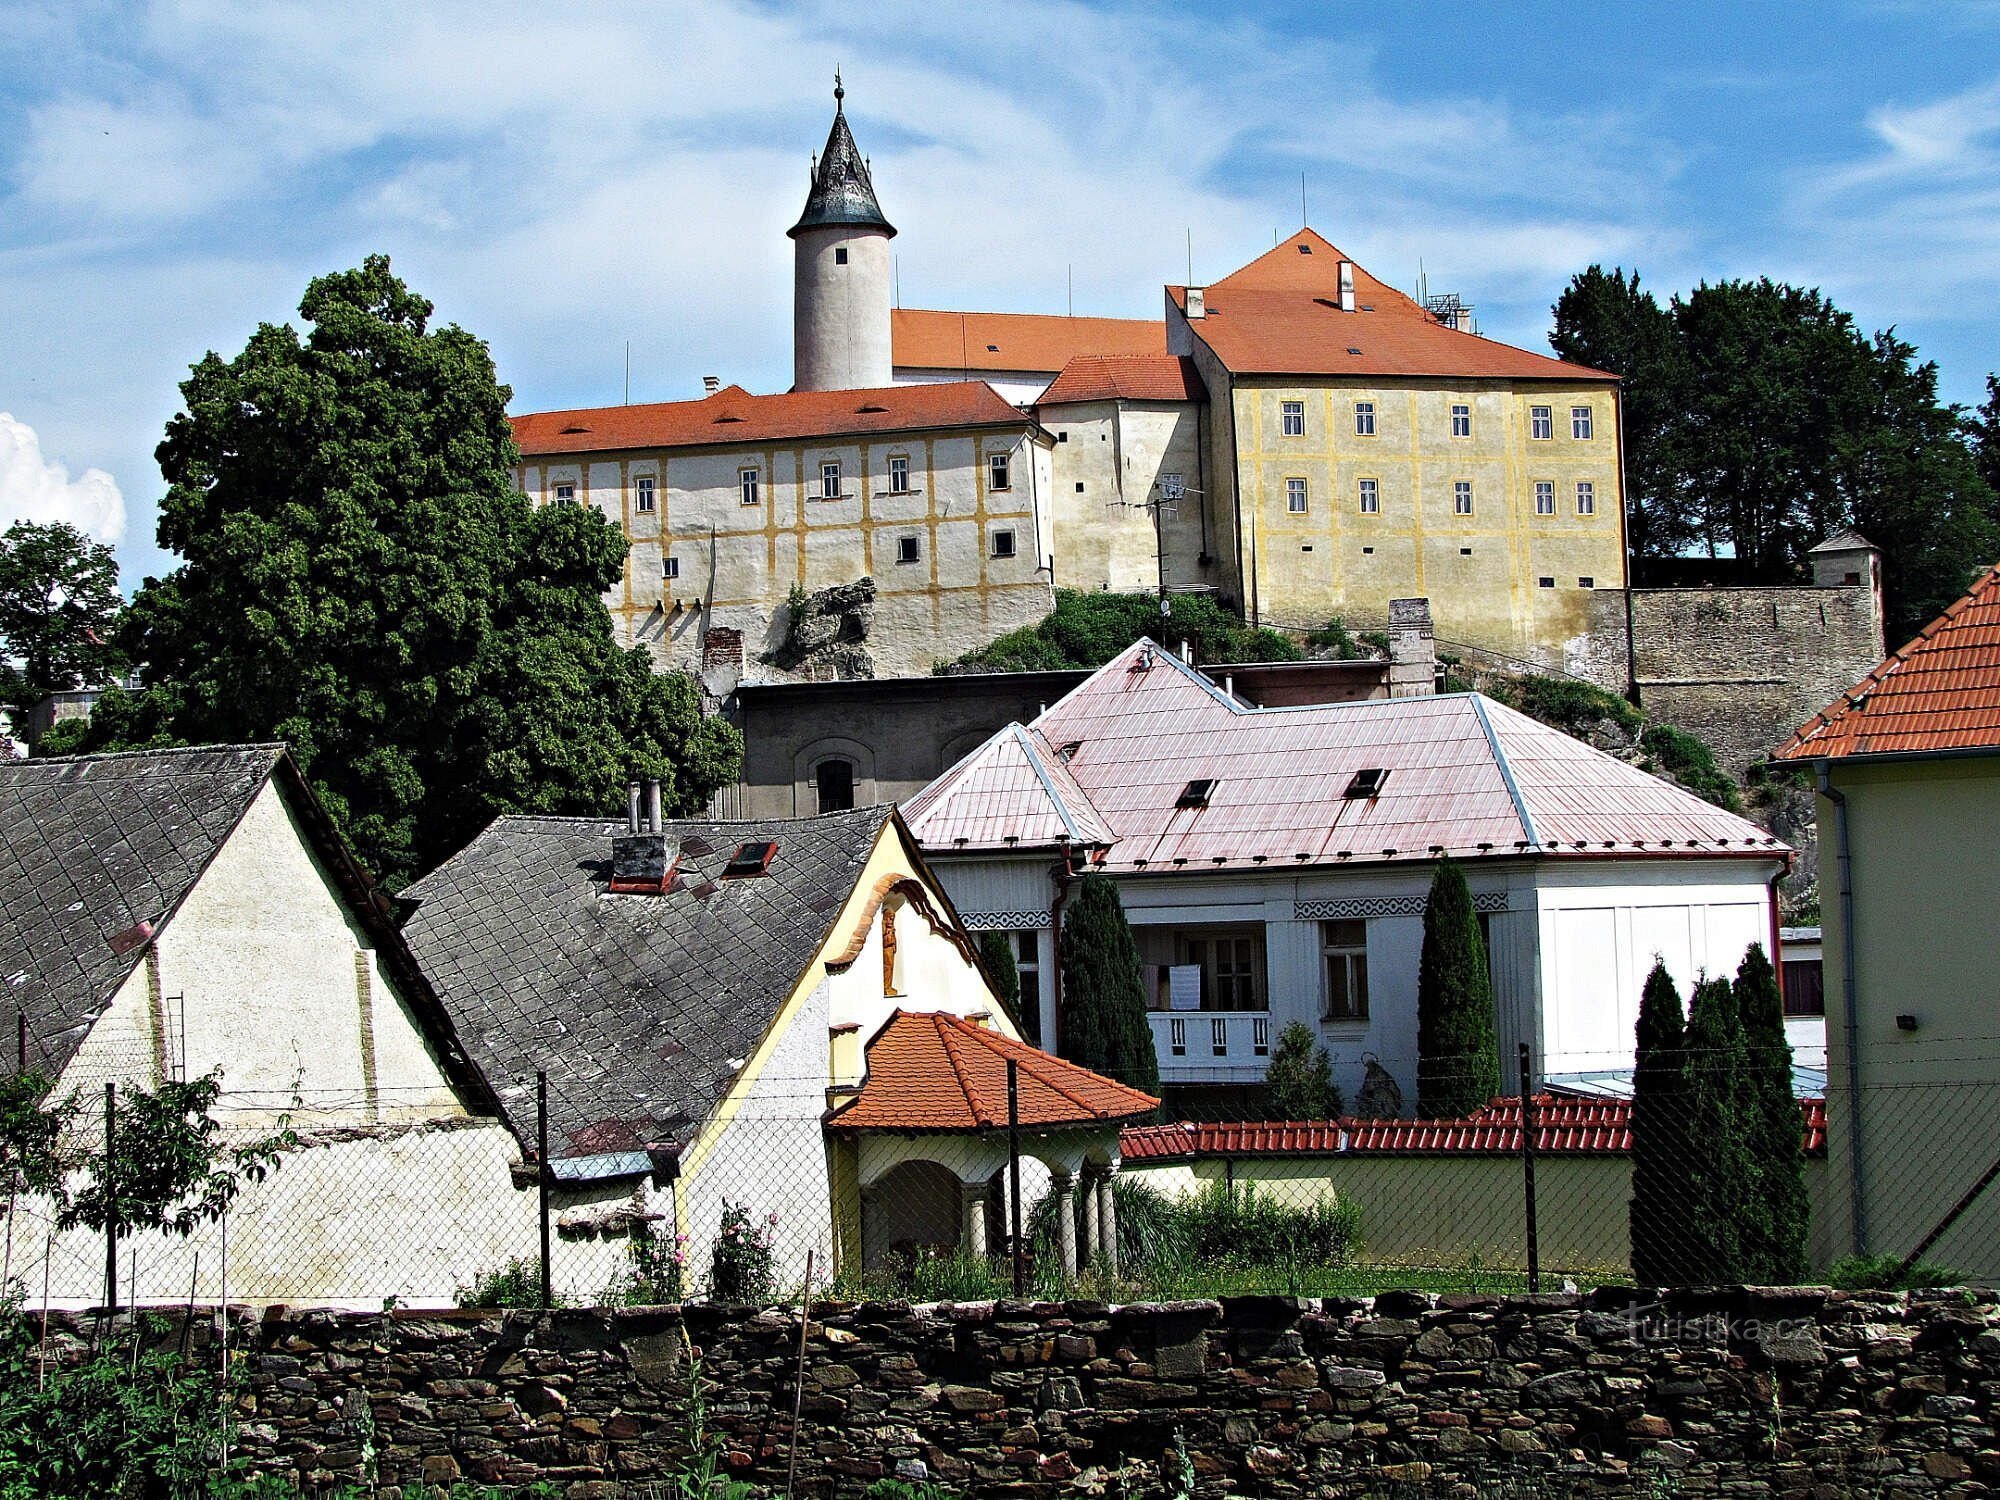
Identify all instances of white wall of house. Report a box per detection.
[895,366,1052,408]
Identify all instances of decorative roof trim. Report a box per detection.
[1468,693,1539,848]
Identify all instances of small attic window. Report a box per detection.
[1347,347,1364,355]
[1297,243,1312,253]
[560,422,590,434]
[1343,768,1389,799]
[712,414,746,423]
[1178,777,1217,808]
[1058,740,1082,762]
[986,343,1000,352]
[855,402,889,413]
[723,841,778,878]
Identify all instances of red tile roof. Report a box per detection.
[893,309,1165,374]
[1774,563,2000,761]
[511,382,1028,457]
[829,1009,1159,1133]
[904,640,1787,869]
[1172,230,1617,383]
[1038,355,1207,406]
[1120,1097,1827,1159]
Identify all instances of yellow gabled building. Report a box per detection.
[1165,230,1626,664]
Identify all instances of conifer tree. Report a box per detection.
[978,931,1030,1043]
[1734,943,1809,1281]
[1265,1022,1342,1119]
[1629,961,1693,1285]
[1058,874,1160,1096]
[1416,859,1501,1117]
[1681,975,1751,1282]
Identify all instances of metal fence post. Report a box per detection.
[1519,1043,1539,1294]
[1008,1059,1024,1297]
[103,1082,118,1311]
[536,1071,552,1309]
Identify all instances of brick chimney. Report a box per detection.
[610,779,671,892]
[1387,597,1436,698]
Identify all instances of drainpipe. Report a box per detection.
[1818,761,1867,1256]
[1048,851,1077,1053]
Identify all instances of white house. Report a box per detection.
[904,640,1798,1109]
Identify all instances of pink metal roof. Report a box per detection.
[906,641,1785,869]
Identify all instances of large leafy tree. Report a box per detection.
[1415,859,1501,1118]
[84,256,738,884]
[1551,270,2000,638]
[1733,943,1808,1282]
[1629,961,1693,1286]
[1057,873,1159,1096]
[0,520,123,721]
[1970,375,2000,498]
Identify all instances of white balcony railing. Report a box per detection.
[1150,1011,1271,1077]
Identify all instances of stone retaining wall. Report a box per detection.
[34,1287,2000,1496]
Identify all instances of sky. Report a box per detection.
[3,0,1997,587]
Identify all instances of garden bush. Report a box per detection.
[943,590,1300,673]
[708,1202,776,1304]
[1640,723,1742,811]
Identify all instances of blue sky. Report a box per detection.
[3,0,1997,586]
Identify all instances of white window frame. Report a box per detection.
[740,468,761,506]
[661,554,680,581]
[1286,477,1309,514]
[820,461,842,501]
[1354,401,1376,436]
[1280,400,1306,437]
[553,482,576,504]
[988,452,1011,492]
[991,528,1017,559]
[634,476,656,514]
[1358,478,1379,515]
[1454,480,1474,516]
[1535,481,1555,516]
[1531,405,1553,441]
[1320,919,1369,1022]
[889,454,912,495]
[1572,405,1594,440]
[1451,403,1471,438]
[1576,480,1596,515]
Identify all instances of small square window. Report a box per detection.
[896,535,921,565]
[1576,481,1596,515]
[1057,430,1069,443]
[1362,545,1374,554]
[1538,576,1555,588]
[740,468,761,506]
[1344,767,1389,799]
[1459,546,1473,556]
[988,452,1011,491]
[1177,777,1216,808]
[1451,403,1471,438]
[1354,401,1376,436]
[1531,405,1553,441]
[1579,576,1596,589]
[662,555,680,580]
[1454,480,1473,516]
[834,246,848,265]
[1075,481,1085,493]
[1535,481,1555,516]
[635,476,656,513]
[889,455,911,495]
[1572,406,1594,440]
[554,482,576,504]
[723,841,777,878]
[820,461,842,500]
[1286,477,1308,514]
[1358,478,1379,514]
[991,528,1016,559]
[1281,400,1305,437]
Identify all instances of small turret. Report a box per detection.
[790,74,896,392]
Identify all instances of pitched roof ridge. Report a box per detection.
[928,1010,989,1124]
[16,741,287,768]
[957,1013,1146,1116]
[1009,724,1090,846]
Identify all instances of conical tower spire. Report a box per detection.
[788,74,896,239]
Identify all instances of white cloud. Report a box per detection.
[0,415,127,543]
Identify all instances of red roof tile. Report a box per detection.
[511,382,1028,457]
[1038,355,1207,406]
[893,309,1165,374]
[1120,1097,1827,1159]
[1173,230,1617,383]
[1775,563,2000,761]
[830,1009,1158,1133]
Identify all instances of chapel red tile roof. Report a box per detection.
[1774,563,2000,762]
[1172,229,1617,383]
[904,639,1787,869]
[829,1009,1159,1133]
[511,381,1028,457]
[1037,355,1207,407]
[1119,1097,1827,1159]
[892,309,1166,374]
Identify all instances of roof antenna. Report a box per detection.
[1185,228,1192,285]
[1301,172,1307,229]
[894,255,900,309]
[623,340,631,406]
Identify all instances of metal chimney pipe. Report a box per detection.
[627,781,642,835]
[646,780,663,834]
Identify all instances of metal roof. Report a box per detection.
[788,80,895,239]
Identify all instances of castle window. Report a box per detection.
[1538,576,1555,588]
[896,535,921,564]
[1451,403,1471,438]
[1160,472,1185,501]
[1354,401,1376,436]
[1579,576,1596,589]
[991,528,1017,559]
[1531,405,1553,440]
[1572,406,1594,440]
[1281,400,1305,437]
[662,555,680,580]
[988,452,1011,491]
[1454,481,1473,516]
[1057,431,1069,443]
[1535,481,1555,516]
[834,246,848,265]
[1576,481,1596,515]
[634,476,656,513]
[554,482,576,504]
[1075,482,1085,493]
[815,758,855,814]
[1358,478,1379,514]
[889,455,911,494]
[820,461,842,500]
[740,468,761,506]
[1286,478,1308,514]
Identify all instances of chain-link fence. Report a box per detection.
[4,1037,1997,1313]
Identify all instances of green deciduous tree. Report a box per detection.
[80,256,738,884]
[1734,942,1809,1282]
[0,520,123,723]
[1415,859,1500,1118]
[1057,873,1159,1096]
[1629,961,1693,1286]
[1681,975,1752,1283]
[1264,1021,1342,1120]
[945,589,1301,673]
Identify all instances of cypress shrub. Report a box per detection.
[1058,873,1160,1096]
[1629,961,1694,1285]
[1416,859,1501,1117]
[1264,1021,1342,1119]
[978,930,1030,1042]
[1682,975,1752,1283]
[1735,942,1809,1281]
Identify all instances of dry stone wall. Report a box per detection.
[36,1286,2000,1496]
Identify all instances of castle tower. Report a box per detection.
[790,75,896,392]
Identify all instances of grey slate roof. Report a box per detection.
[1,745,283,1074]
[398,806,891,1170]
[788,83,895,239]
